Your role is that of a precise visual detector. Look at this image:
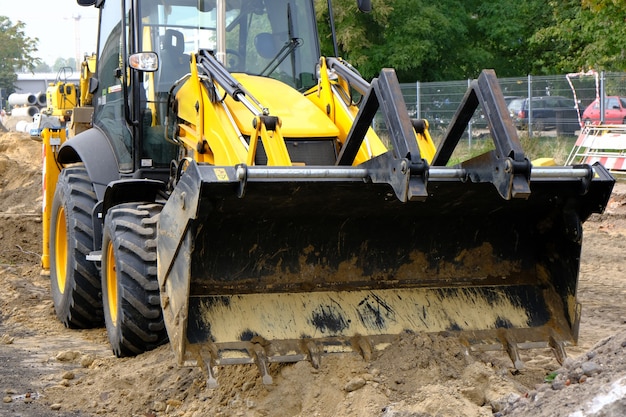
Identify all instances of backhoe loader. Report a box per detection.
[41,0,614,385]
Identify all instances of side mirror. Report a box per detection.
[77,0,96,6]
[357,0,371,12]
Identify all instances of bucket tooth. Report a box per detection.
[500,331,524,370]
[353,336,374,362]
[303,339,321,369]
[200,349,219,389]
[250,343,273,385]
[549,332,568,365]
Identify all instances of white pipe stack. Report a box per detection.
[36,91,47,107]
[8,93,37,107]
[11,106,39,117]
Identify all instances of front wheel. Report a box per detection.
[101,202,168,357]
[50,166,103,328]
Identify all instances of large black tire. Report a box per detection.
[101,202,168,357]
[50,166,103,328]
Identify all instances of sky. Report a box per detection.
[2,0,99,69]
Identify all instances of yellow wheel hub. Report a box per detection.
[54,207,68,294]
[106,242,118,326]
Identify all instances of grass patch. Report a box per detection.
[439,133,577,166]
[376,128,579,166]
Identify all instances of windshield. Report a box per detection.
[138,0,319,90]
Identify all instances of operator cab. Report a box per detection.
[145,0,320,93]
[85,0,321,174]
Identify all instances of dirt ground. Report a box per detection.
[1,125,626,417]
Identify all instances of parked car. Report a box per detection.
[507,98,524,121]
[508,96,580,133]
[503,96,522,107]
[582,96,626,125]
[472,96,521,128]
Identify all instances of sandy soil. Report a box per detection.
[1,127,626,417]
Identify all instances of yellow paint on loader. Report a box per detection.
[50,0,615,388]
[196,288,533,345]
[41,128,66,271]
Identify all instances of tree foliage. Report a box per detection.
[53,57,77,73]
[470,0,552,77]
[315,0,626,82]
[316,0,478,82]
[531,0,626,73]
[0,16,39,95]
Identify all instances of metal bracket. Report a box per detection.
[334,67,428,201]
[458,150,531,200]
[360,153,428,202]
[433,70,531,200]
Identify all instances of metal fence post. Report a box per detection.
[600,71,605,124]
[527,74,533,138]
[467,78,472,147]
[416,81,421,118]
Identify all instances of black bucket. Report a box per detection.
[157,160,614,370]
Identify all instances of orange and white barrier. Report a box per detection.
[566,125,626,172]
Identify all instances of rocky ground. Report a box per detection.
[1,125,626,417]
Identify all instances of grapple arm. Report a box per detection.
[434,70,531,199]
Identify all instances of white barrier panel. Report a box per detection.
[567,125,626,173]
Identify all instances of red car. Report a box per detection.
[582,96,626,125]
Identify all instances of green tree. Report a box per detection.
[315,0,554,82]
[34,61,52,73]
[0,17,39,95]
[320,0,626,81]
[530,0,626,73]
[316,0,476,82]
[52,57,77,73]
[471,0,552,76]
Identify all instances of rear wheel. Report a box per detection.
[50,166,103,328]
[101,202,168,357]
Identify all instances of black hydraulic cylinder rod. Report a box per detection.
[197,49,246,99]
[325,58,371,96]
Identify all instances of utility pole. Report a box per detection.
[72,14,82,71]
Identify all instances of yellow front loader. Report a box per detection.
[41,0,614,386]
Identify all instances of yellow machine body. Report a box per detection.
[45,82,77,119]
[43,0,614,386]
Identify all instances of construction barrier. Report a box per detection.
[566,125,626,173]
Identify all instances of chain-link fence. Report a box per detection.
[379,71,626,142]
